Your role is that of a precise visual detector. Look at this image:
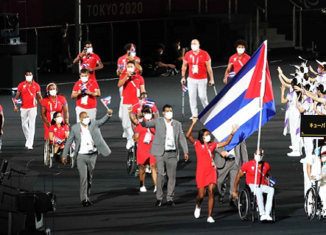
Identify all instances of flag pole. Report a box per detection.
[182,90,185,117]
[254,40,268,196]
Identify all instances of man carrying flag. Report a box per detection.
[101,96,111,107]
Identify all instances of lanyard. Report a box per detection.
[49,96,58,112]
[204,144,216,169]
[192,54,199,65]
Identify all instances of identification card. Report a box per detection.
[166,137,175,148]
[143,132,152,144]
[192,65,198,74]
[137,88,140,98]
[81,95,88,105]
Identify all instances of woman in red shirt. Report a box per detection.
[48,112,70,154]
[186,117,238,223]
[41,82,69,140]
[129,106,157,193]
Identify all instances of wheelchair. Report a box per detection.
[238,185,276,222]
[304,180,323,220]
[126,143,139,177]
[44,139,75,168]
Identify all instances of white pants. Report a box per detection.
[249,184,275,216]
[20,107,37,147]
[121,104,133,141]
[289,110,301,152]
[187,77,209,117]
[302,137,314,195]
[319,183,326,211]
[119,87,123,121]
[76,107,97,123]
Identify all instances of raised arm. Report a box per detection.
[278,74,291,89]
[128,106,139,126]
[96,109,112,127]
[277,67,292,84]
[186,117,197,144]
[280,85,289,104]
[217,125,239,148]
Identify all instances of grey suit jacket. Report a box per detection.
[214,141,248,168]
[141,117,188,160]
[62,114,112,158]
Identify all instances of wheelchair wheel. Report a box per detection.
[126,144,137,176]
[272,196,276,222]
[49,144,54,168]
[69,147,76,168]
[238,188,250,221]
[44,139,50,166]
[305,188,317,220]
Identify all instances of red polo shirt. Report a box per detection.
[49,124,69,140]
[184,49,211,79]
[121,74,145,105]
[241,160,270,186]
[228,53,251,74]
[78,52,101,81]
[73,80,99,109]
[17,81,41,109]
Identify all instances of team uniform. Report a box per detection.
[184,49,211,117]
[72,79,100,122]
[241,160,274,216]
[17,80,41,147]
[120,74,145,144]
[194,140,217,188]
[49,124,69,148]
[131,100,158,117]
[78,52,102,81]
[134,120,156,165]
[228,53,251,74]
[41,95,67,139]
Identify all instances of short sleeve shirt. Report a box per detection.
[49,124,69,140]
[0,105,2,112]
[17,81,41,109]
[78,52,101,80]
[41,95,67,122]
[117,54,141,78]
[73,80,99,109]
[241,160,270,186]
[121,74,145,105]
[184,49,211,79]
[228,53,251,74]
[134,121,156,155]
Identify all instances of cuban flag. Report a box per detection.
[182,85,188,93]
[12,98,22,105]
[101,96,111,107]
[198,41,276,151]
[53,136,62,144]
[130,44,136,53]
[143,99,155,107]
[71,141,76,151]
[228,71,236,79]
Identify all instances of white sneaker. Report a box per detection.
[265,214,273,221]
[145,167,151,174]
[153,186,157,193]
[289,146,293,149]
[122,132,127,138]
[28,146,33,150]
[140,186,147,192]
[260,215,267,221]
[126,139,134,150]
[207,216,215,223]
[287,151,301,157]
[194,206,201,218]
[322,209,326,218]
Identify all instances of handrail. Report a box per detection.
[247,0,265,13]
[288,0,302,10]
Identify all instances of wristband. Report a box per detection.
[182,76,185,78]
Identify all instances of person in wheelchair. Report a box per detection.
[129,106,157,193]
[48,111,69,156]
[307,145,326,217]
[233,148,274,221]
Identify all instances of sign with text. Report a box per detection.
[300,115,326,137]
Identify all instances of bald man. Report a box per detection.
[62,109,113,207]
[181,39,214,118]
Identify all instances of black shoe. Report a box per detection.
[229,198,237,207]
[156,200,163,207]
[167,201,176,207]
[218,196,224,204]
[81,199,92,207]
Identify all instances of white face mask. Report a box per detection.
[81,76,88,83]
[87,48,93,54]
[127,67,135,73]
[144,114,152,121]
[164,111,173,120]
[82,117,90,125]
[237,48,245,54]
[254,154,262,162]
[178,45,181,50]
[322,156,326,162]
[56,117,63,123]
[49,89,57,96]
[191,44,199,51]
[203,135,211,143]
[26,75,33,82]
[130,52,136,57]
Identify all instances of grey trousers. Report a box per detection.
[77,153,98,202]
[217,159,239,200]
[155,151,178,201]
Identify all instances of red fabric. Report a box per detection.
[49,124,69,140]
[132,102,158,115]
[78,52,101,81]
[194,140,217,188]
[121,74,145,105]
[134,122,156,165]
[41,95,67,139]
[228,53,251,74]
[117,54,141,78]
[183,49,211,79]
[0,105,2,112]
[72,80,99,109]
[17,81,41,109]
[241,160,270,186]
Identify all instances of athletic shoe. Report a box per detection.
[145,166,151,174]
[194,206,201,218]
[126,139,134,150]
[260,215,267,221]
[207,217,215,223]
[153,186,157,193]
[122,132,127,138]
[323,209,326,218]
[140,186,147,192]
[265,214,273,221]
[289,146,293,149]
[287,151,301,157]
[28,146,33,150]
